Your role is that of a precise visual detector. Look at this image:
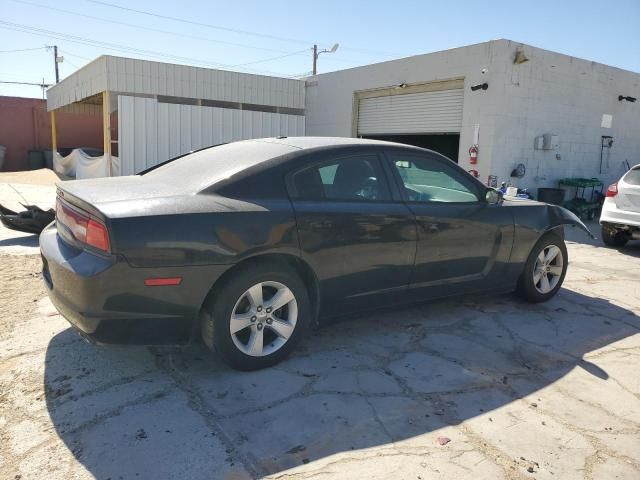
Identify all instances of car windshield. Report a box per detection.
[141,140,297,192]
[624,166,640,186]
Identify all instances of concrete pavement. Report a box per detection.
[0,236,639,479]
[0,174,639,479]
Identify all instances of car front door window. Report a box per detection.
[389,153,479,203]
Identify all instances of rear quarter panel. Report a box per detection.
[104,195,300,268]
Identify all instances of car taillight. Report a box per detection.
[605,182,618,197]
[86,219,110,251]
[56,198,111,253]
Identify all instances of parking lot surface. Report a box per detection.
[1,184,639,479]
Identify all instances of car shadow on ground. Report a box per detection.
[0,233,39,248]
[43,287,639,478]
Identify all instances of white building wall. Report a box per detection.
[306,39,640,193]
[118,96,305,175]
[488,41,640,191]
[305,41,507,181]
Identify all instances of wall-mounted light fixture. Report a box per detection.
[514,49,529,64]
[618,95,637,102]
[470,83,489,92]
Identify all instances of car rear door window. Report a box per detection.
[387,152,479,203]
[292,155,390,201]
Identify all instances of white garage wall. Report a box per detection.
[305,40,504,180]
[307,39,640,193]
[118,95,305,176]
[488,42,640,190]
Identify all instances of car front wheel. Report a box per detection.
[201,262,310,370]
[516,233,568,303]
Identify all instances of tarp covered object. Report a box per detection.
[53,149,120,178]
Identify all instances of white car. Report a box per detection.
[600,164,640,247]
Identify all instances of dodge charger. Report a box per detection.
[40,137,591,370]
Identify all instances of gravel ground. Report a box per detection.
[0,217,639,479]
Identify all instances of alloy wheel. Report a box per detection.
[533,244,564,294]
[229,281,298,357]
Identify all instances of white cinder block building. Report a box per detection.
[305,39,640,192]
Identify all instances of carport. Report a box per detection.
[46,55,306,177]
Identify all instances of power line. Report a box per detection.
[82,0,399,57]
[59,49,92,61]
[0,80,51,87]
[0,46,46,53]
[83,0,312,46]
[12,0,394,68]
[230,48,310,68]
[13,0,304,56]
[0,21,299,77]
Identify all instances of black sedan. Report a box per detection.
[40,137,590,370]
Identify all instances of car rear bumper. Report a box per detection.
[39,223,229,344]
[600,198,640,229]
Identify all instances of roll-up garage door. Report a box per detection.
[357,88,464,136]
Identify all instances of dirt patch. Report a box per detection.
[0,169,69,185]
[0,255,45,340]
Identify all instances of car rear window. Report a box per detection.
[142,140,297,192]
[624,167,640,186]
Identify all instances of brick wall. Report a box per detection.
[0,96,103,172]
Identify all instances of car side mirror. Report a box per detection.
[485,188,502,205]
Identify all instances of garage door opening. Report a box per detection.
[363,133,460,163]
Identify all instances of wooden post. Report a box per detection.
[50,110,57,154]
[102,91,112,176]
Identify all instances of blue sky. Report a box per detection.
[1,0,639,98]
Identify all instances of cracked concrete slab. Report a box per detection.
[1,221,639,479]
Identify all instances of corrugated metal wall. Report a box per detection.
[48,55,305,112]
[118,95,305,175]
[106,56,305,109]
[47,57,108,111]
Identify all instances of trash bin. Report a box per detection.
[28,150,45,170]
[0,145,6,171]
[537,188,565,205]
[43,150,53,169]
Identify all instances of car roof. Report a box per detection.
[249,136,414,150]
[142,137,425,192]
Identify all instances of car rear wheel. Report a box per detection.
[516,233,568,303]
[201,262,310,370]
[601,225,629,247]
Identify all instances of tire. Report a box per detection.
[601,226,628,248]
[201,261,311,370]
[516,233,568,303]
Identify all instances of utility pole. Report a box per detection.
[53,45,59,83]
[312,44,318,76]
[312,43,339,76]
